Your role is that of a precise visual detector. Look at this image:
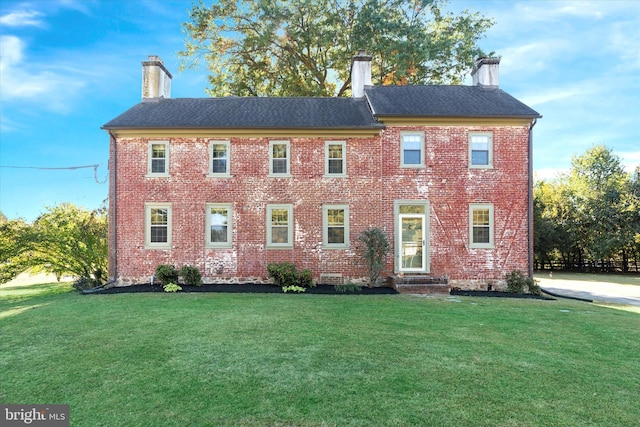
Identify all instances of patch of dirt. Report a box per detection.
[450,290,555,300]
[84,284,398,295]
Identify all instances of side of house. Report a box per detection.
[104,55,540,289]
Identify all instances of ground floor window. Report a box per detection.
[206,203,232,248]
[323,204,349,249]
[470,204,494,248]
[267,204,293,248]
[145,203,172,249]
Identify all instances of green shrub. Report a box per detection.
[282,285,306,293]
[180,265,203,286]
[163,283,182,293]
[334,283,362,293]
[155,264,179,285]
[358,227,390,287]
[267,262,315,288]
[505,270,540,294]
[298,268,315,288]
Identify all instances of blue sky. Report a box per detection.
[1,0,639,222]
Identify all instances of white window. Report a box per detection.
[323,205,349,248]
[269,140,291,176]
[145,203,172,249]
[267,204,293,248]
[209,141,231,177]
[470,204,494,248]
[400,132,424,168]
[469,133,493,168]
[325,141,346,177]
[148,141,169,176]
[206,203,232,248]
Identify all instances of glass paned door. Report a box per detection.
[400,214,425,271]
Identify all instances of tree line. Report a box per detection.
[534,145,640,272]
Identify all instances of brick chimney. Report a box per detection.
[142,55,172,101]
[471,57,500,88]
[351,50,372,98]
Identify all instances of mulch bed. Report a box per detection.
[450,289,555,300]
[84,283,398,295]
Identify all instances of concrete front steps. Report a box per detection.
[387,275,450,295]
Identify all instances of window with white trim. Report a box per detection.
[148,141,169,176]
[206,203,232,248]
[145,203,172,249]
[470,204,494,248]
[209,141,230,177]
[469,133,493,168]
[325,141,346,177]
[400,132,424,168]
[323,204,349,248]
[269,141,290,176]
[267,204,293,247]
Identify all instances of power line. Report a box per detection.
[0,164,108,184]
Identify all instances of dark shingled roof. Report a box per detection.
[102,97,383,130]
[365,85,541,118]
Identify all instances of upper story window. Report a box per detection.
[267,204,293,248]
[148,141,169,176]
[323,204,349,249]
[145,203,172,249]
[209,141,231,177]
[469,203,494,248]
[469,133,493,168]
[206,203,232,248]
[400,132,424,168]
[325,141,346,177]
[269,140,291,176]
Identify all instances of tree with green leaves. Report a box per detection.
[534,145,640,272]
[0,203,108,286]
[180,0,494,97]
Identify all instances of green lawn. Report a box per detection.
[1,282,639,426]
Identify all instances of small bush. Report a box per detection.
[358,227,390,287]
[155,264,179,285]
[180,265,203,286]
[163,283,182,293]
[335,283,362,293]
[267,262,315,288]
[282,285,306,293]
[505,270,539,294]
[298,269,315,288]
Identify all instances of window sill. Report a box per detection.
[145,173,170,178]
[268,174,292,178]
[206,173,232,178]
[322,244,350,250]
[266,245,294,249]
[323,174,348,179]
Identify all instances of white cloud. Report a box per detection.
[0,35,86,112]
[619,151,640,174]
[0,10,45,27]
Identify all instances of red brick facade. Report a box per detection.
[108,122,533,288]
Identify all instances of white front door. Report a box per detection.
[399,214,426,272]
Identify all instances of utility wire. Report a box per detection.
[0,164,107,184]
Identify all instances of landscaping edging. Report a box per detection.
[83,283,399,295]
[450,289,556,300]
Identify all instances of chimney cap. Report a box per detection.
[142,55,173,79]
[352,50,373,62]
[471,56,500,74]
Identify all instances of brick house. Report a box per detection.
[103,53,540,290]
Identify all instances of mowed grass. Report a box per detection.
[1,283,639,426]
